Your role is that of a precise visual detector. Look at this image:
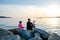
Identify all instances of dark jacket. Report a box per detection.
[27,22,33,30]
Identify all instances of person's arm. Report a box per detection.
[22,26,24,28]
[18,24,21,29]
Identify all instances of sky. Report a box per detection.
[0,0,60,18]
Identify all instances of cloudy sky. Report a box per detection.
[0,0,60,18]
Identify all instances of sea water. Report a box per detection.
[0,18,60,35]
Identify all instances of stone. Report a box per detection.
[34,33,40,38]
[28,37,42,40]
[29,32,42,40]
[32,28,50,40]
[8,28,50,40]
[8,28,19,35]
[48,33,60,40]
[18,29,33,40]
[8,28,33,40]
[0,28,20,40]
[16,35,25,40]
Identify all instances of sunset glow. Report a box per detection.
[45,4,60,16]
[0,0,60,26]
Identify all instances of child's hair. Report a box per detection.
[19,21,22,23]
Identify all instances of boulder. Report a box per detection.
[18,29,33,40]
[48,33,60,40]
[29,33,42,40]
[8,28,19,35]
[28,37,42,40]
[32,28,50,40]
[34,33,41,38]
[16,35,25,40]
[8,28,50,40]
[0,28,20,40]
[9,28,33,40]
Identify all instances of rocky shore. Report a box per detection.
[0,28,60,40]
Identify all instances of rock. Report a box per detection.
[18,29,33,40]
[48,33,60,40]
[28,37,42,40]
[32,28,50,40]
[16,35,25,40]
[8,28,25,40]
[16,35,21,40]
[8,28,19,35]
[0,28,20,40]
[8,28,50,40]
[9,28,33,40]
[34,33,40,37]
[29,33,42,40]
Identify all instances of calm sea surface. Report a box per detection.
[0,18,60,35]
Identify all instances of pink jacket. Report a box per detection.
[18,23,23,29]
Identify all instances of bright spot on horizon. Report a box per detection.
[49,18,58,26]
[45,4,60,26]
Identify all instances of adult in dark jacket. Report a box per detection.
[27,18,33,30]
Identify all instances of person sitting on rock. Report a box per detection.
[32,20,36,29]
[18,21,24,30]
[27,18,33,30]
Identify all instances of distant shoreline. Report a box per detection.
[0,16,11,18]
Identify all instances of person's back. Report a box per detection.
[27,22,32,30]
[18,21,23,30]
[27,18,33,30]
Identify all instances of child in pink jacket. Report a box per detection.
[18,21,23,29]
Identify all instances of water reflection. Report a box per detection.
[0,18,60,34]
[49,18,58,26]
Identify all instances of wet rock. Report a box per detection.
[0,28,20,40]
[32,28,50,40]
[48,33,60,40]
